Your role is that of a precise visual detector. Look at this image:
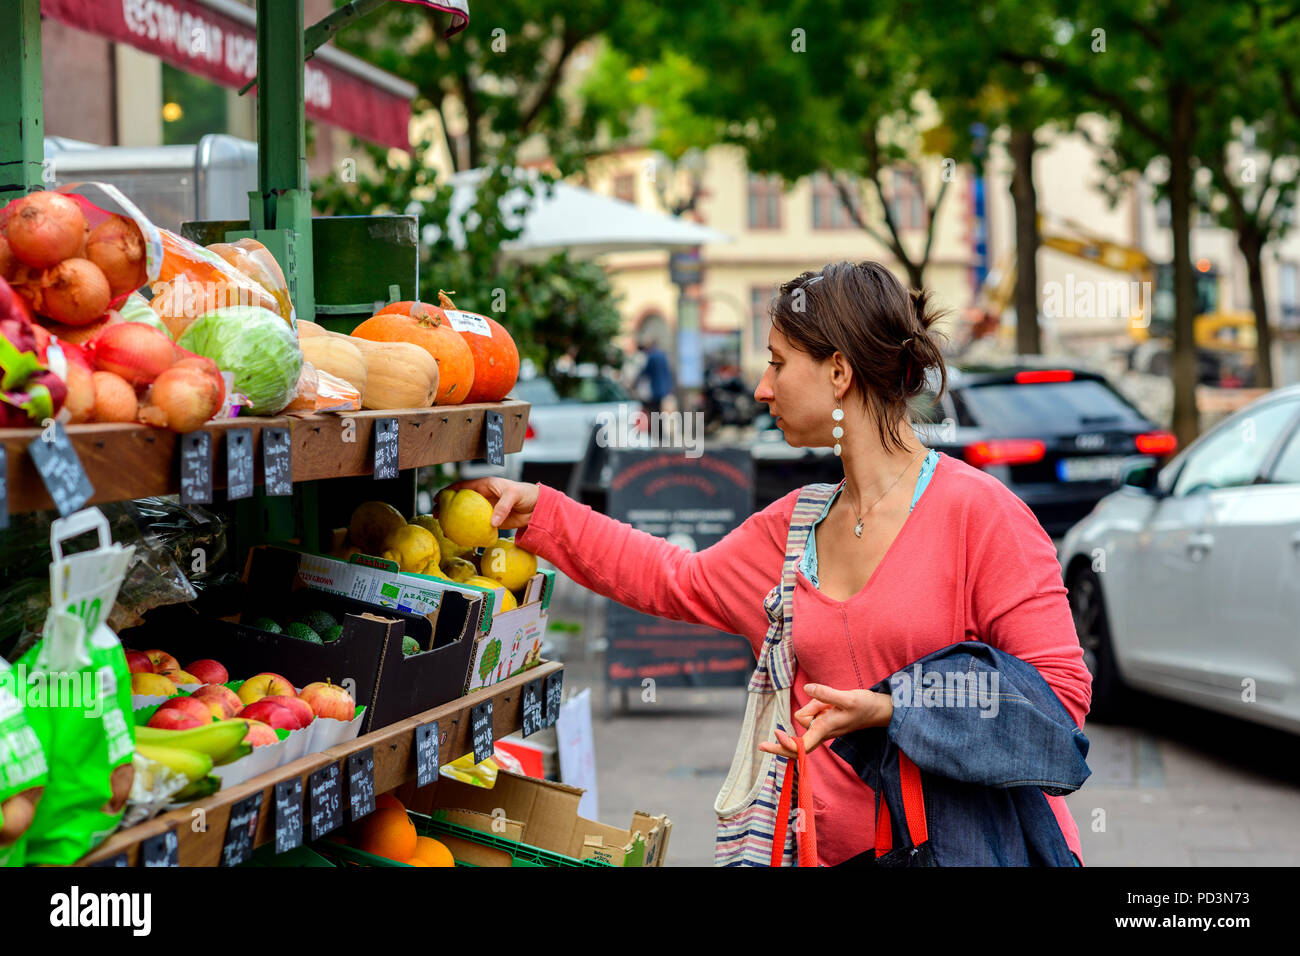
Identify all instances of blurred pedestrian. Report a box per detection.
[636,337,675,416]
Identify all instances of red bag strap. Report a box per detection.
[874,749,928,858]
[770,735,819,867]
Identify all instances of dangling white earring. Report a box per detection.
[831,399,844,456]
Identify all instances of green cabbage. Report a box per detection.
[177,305,301,414]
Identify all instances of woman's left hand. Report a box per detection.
[758,683,894,759]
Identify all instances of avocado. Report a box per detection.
[402,635,420,656]
[251,617,282,634]
[286,622,323,644]
[301,609,338,635]
[322,624,344,643]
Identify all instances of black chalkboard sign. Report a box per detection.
[263,427,292,496]
[226,428,254,500]
[544,669,563,728]
[89,852,128,867]
[0,445,8,531]
[179,431,213,505]
[221,793,262,867]
[414,720,439,787]
[347,747,376,823]
[485,410,505,466]
[27,422,93,517]
[142,827,180,867]
[308,763,343,841]
[522,678,544,738]
[273,778,303,854]
[373,418,399,480]
[471,699,494,764]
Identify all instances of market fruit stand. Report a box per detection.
[0,0,615,869]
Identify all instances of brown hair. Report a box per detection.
[769,260,948,454]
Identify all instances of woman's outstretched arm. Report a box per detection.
[448,478,793,652]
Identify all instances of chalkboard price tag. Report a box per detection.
[89,852,128,867]
[179,431,213,505]
[141,827,180,867]
[263,427,292,496]
[485,410,505,467]
[373,418,399,480]
[522,678,544,738]
[273,778,303,854]
[221,793,262,867]
[544,670,564,728]
[0,446,8,531]
[471,699,494,764]
[27,422,94,517]
[225,428,254,500]
[308,763,343,841]
[346,747,376,823]
[414,720,439,787]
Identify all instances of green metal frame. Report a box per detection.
[0,0,45,196]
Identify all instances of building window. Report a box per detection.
[613,172,636,204]
[1281,262,1300,330]
[886,168,925,231]
[751,286,778,352]
[810,172,857,230]
[747,174,783,229]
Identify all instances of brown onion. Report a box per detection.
[39,258,111,325]
[92,321,175,384]
[90,370,138,423]
[138,364,224,432]
[5,192,86,269]
[0,234,16,280]
[86,215,147,297]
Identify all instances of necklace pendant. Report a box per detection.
[853,518,864,538]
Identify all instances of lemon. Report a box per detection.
[439,489,499,549]
[480,540,538,591]
[380,524,440,573]
[350,501,407,554]
[441,556,478,582]
[465,575,518,612]
[412,513,471,561]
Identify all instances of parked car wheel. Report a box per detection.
[1068,567,1128,722]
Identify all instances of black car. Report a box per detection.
[913,363,1177,536]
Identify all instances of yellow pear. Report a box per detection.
[349,501,407,554]
[439,489,499,549]
[480,540,538,591]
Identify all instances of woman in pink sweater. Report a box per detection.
[456,260,1092,866]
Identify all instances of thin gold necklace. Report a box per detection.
[845,448,926,538]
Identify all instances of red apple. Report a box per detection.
[242,720,279,747]
[236,672,296,706]
[238,699,298,731]
[298,681,356,721]
[271,695,315,729]
[147,708,205,731]
[185,659,229,685]
[145,649,181,673]
[155,696,213,724]
[191,684,242,719]
[124,650,153,675]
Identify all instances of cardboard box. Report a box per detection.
[420,769,672,867]
[290,549,553,694]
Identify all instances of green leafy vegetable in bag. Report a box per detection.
[177,305,301,415]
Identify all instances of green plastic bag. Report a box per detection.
[177,304,302,415]
[0,658,48,868]
[20,509,136,865]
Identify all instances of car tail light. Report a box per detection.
[524,423,536,440]
[1135,430,1177,455]
[1014,369,1074,383]
[964,439,1046,468]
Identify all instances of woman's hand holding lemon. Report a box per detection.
[446,477,541,531]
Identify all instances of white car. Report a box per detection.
[1059,384,1300,733]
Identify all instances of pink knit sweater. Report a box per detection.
[516,451,1091,866]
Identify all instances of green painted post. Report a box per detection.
[0,0,46,196]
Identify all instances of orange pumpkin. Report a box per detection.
[432,291,519,403]
[352,301,475,405]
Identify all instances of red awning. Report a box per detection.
[40,0,447,151]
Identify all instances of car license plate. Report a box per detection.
[1057,455,1126,482]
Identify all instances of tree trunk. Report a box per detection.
[1238,231,1274,388]
[1168,84,1199,449]
[903,259,925,291]
[1010,127,1041,355]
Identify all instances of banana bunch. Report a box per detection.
[134,719,251,802]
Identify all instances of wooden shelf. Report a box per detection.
[76,660,563,867]
[0,400,530,514]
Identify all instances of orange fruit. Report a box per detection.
[375,793,405,812]
[353,807,417,862]
[407,858,430,867]
[411,835,455,867]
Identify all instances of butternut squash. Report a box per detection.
[347,336,439,409]
[300,336,368,396]
[296,320,329,339]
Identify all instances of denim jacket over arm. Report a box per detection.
[829,641,1092,866]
